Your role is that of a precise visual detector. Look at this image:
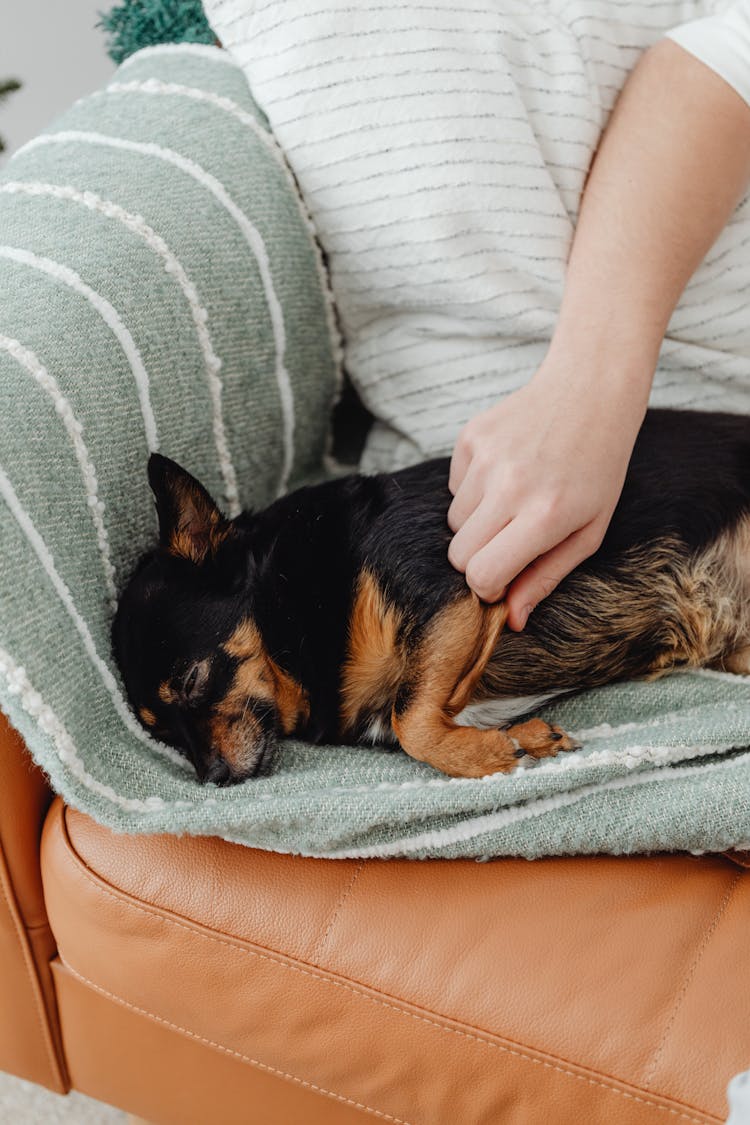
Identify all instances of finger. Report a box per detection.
[463,516,570,603]
[504,525,601,630]
[448,497,512,573]
[447,467,487,533]
[448,434,473,496]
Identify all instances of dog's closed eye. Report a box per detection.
[181,658,211,705]
[158,657,212,709]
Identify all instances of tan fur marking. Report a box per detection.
[169,522,231,566]
[675,514,750,674]
[718,645,750,675]
[391,594,575,777]
[340,570,406,734]
[391,710,574,778]
[219,617,310,745]
[270,660,311,734]
[168,477,232,565]
[209,710,264,774]
[478,516,750,701]
[223,618,264,660]
[158,680,177,705]
[445,600,508,714]
[225,653,274,707]
[211,627,276,774]
[139,707,157,727]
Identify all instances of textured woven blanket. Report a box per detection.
[1,45,749,859]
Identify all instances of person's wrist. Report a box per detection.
[535,328,656,423]
[545,293,663,380]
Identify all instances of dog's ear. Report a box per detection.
[147,454,231,565]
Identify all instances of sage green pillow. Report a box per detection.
[0,44,340,819]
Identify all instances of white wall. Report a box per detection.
[1,0,115,164]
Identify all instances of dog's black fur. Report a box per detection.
[113,409,750,784]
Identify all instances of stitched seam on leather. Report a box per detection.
[722,850,750,869]
[59,960,411,1125]
[62,846,717,1125]
[0,847,65,1088]
[643,870,743,1091]
[310,861,365,961]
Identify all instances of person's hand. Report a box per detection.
[444,34,750,631]
[447,357,647,631]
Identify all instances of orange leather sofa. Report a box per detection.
[2,707,748,1124]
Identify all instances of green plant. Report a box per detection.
[98,0,214,64]
[0,79,21,154]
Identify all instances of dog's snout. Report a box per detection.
[205,757,241,787]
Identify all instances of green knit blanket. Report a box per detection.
[1,47,749,859]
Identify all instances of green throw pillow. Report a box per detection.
[0,45,340,820]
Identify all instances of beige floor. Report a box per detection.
[0,1072,125,1123]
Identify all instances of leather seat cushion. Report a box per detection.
[41,799,748,1124]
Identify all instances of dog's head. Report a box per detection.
[113,456,307,785]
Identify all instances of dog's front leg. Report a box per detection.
[391,595,576,778]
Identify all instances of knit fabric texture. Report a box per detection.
[100,0,215,65]
[1,44,749,860]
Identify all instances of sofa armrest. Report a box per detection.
[0,712,67,1091]
[0,712,52,927]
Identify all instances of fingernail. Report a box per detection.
[518,605,533,629]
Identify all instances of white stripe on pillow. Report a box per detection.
[0,334,118,607]
[0,179,240,515]
[0,245,159,451]
[19,131,298,494]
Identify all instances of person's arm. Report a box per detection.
[447,37,750,631]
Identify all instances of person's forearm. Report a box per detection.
[545,37,750,399]
[449,36,750,624]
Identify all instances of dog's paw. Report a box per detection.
[506,718,580,761]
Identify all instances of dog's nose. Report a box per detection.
[204,757,241,787]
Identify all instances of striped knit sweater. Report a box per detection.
[206,0,750,472]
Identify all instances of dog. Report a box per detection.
[112,409,750,786]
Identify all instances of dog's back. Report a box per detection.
[475,410,750,706]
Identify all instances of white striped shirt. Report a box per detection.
[206,0,750,470]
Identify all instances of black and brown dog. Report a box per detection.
[113,409,750,786]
